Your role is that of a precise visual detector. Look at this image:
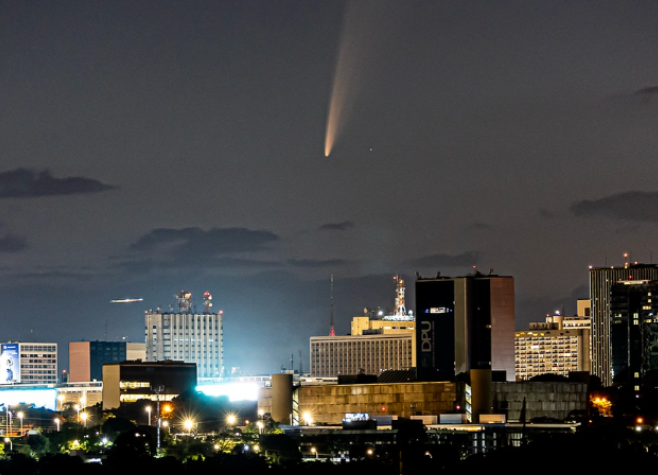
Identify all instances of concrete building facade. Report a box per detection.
[414,274,515,381]
[69,341,145,383]
[310,333,415,377]
[258,377,588,426]
[145,310,223,380]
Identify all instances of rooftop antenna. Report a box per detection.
[393,274,407,316]
[175,290,192,313]
[203,291,213,314]
[299,349,303,374]
[329,274,336,336]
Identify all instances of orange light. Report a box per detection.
[637,417,644,424]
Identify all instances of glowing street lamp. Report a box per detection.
[81,412,88,428]
[184,419,193,436]
[146,406,152,426]
[226,414,237,432]
[227,414,236,426]
[311,447,318,459]
[256,421,264,435]
[303,412,313,426]
[17,412,23,435]
[258,409,264,419]
[54,418,60,432]
[4,437,12,452]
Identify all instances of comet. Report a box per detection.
[110,298,144,303]
[324,2,386,157]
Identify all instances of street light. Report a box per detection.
[258,409,264,419]
[256,421,264,435]
[311,447,318,459]
[54,418,60,432]
[146,406,152,426]
[184,419,193,436]
[4,437,12,452]
[303,412,313,426]
[226,414,236,427]
[81,412,88,428]
[17,412,23,436]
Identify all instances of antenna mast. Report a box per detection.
[329,274,336,336]
[394,274,407,316]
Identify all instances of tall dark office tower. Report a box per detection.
[610,280,658,387]
[589,263,658,387]
[415,273,515,382]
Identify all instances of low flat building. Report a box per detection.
[310,333,415,378]
[259,372,589,426]
[102,360,196,410]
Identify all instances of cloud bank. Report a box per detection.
[318,221,355,231]
[570,191,658,222]
[0,168,116,198]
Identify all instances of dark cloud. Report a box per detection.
[0,233,27,252]
[538,208,555,218]
[407,251,480,268]
[570,191,658,222]
[129,227,280,256]
[0,168,116,198]
[286,258,350,268]
[634,86,658,97]
[318,221,355,231]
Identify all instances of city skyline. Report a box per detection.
[2,1,658,375]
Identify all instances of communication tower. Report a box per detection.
[203,291,213,313]
[175,290,192,313]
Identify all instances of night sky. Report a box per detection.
[2,1,658,376]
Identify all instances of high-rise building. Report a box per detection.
[145,290,224,381]
[68,341,146,383]
[609,280,658,388]
[589,262,658,386]
[0,342,58,385]
[515,313,591,381]
[414,273,515,382]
